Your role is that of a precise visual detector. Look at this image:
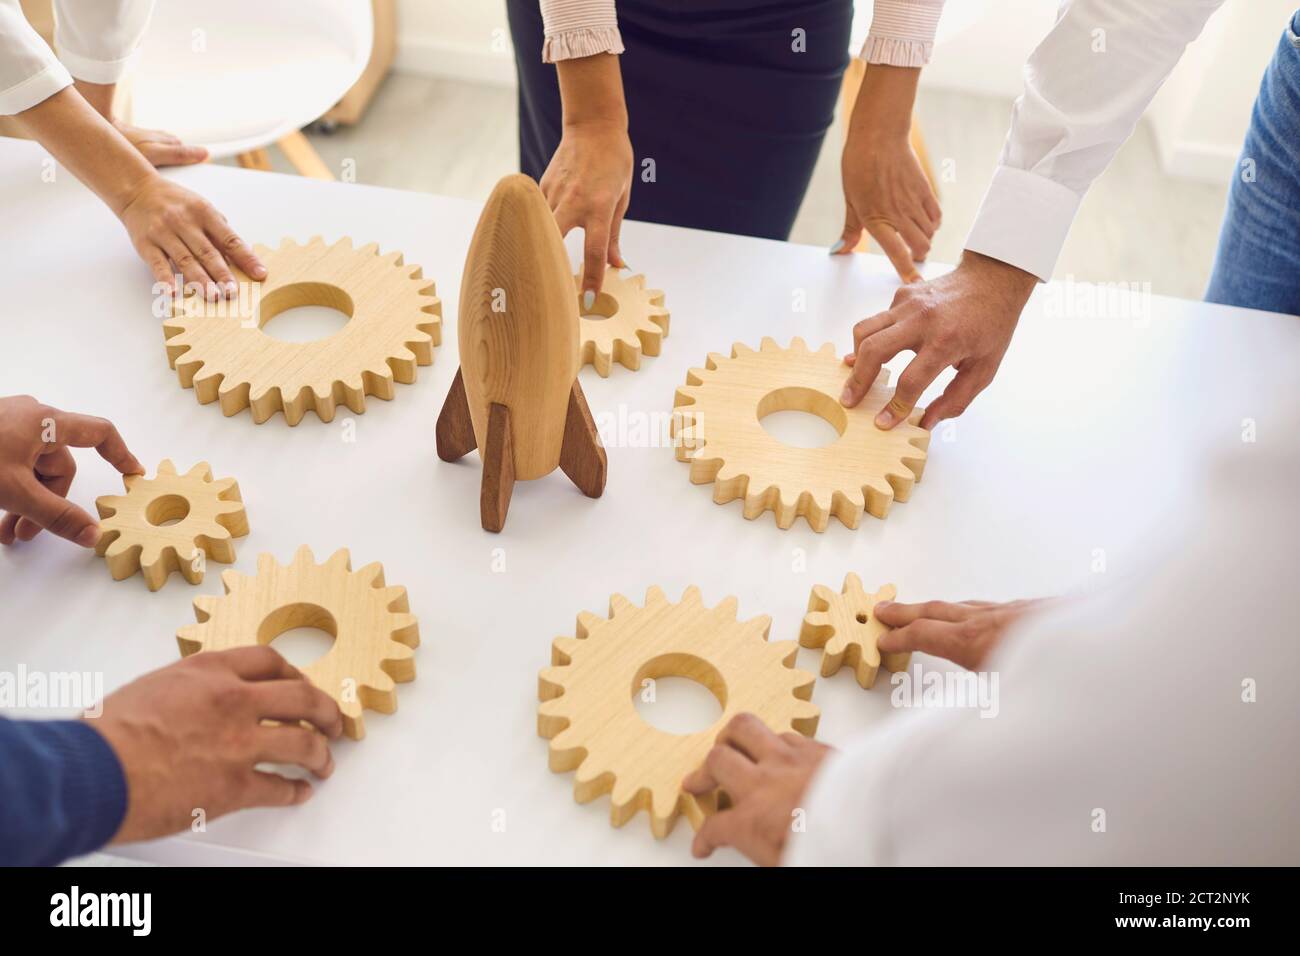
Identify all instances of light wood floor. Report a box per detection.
[239,72,1231,301]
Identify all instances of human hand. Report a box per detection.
[0,395,143,548]
[832,66,940,282]
[91,646,343,845]
[841,251,1037,429]
[875,598,1048,670]
[546,53,633,306]
[117,175,266,299]
[113,120,209,168]
[683,714,832,866]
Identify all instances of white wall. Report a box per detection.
[395,0,1293,182]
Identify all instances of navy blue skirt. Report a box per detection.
[507,0,854,241]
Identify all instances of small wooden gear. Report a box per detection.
[177,545,419,740]
[95,459,248,591]
[538,585,819,838]
[671,337,931,531]
[575,269,669,376]
[800,575,909,689]
[164,236,442,424]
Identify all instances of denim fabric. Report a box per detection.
[1205,9,1300,315]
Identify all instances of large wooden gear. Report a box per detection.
[177,545,419,740]
[800,575,909,689]
[95,459,248,591]
[538,585,819,838]
[575,269,669,376]
[671,337,931,531]
[164,236,442,425]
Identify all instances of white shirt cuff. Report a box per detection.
[964,165,1083,282]
[54,39,138,84]
[0,60,72,115]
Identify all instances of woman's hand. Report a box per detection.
[0,395,143,548]
[547,53,633,307]
[832,65,940,282]
[112,120,209,168]
[875,598,1050,670]
[117,175,267,298]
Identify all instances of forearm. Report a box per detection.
[555,52,627,130]
[0,716,127,866]
[73,78,116,120]
[11,86,155,216]
[849,64,920,141]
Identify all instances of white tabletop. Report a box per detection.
[1,139,1295,866]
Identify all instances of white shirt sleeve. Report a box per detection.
[0,0,153,115]
[784,414,1300,866]
[964,0,1228,281]
[52,0,155,84]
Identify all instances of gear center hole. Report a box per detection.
[145,494,190,527]
[578,290,620,322]
[757,387,847,449]
[632,653,727,736]
[258,282,355,342]
[259,602,338,668]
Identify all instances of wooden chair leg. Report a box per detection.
[235,148,273,171]
[480,403,515,533]
[276,130,334,180]
[559,380,607,498]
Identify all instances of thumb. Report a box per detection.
[143,142,209,168]
[9,478,99,548]
[830,205,863,256]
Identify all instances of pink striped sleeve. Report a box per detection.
[861,0,946,67]
[540,0,625,63]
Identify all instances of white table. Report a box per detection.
[1,139,1295,866]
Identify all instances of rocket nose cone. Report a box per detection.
[482,173,552,223]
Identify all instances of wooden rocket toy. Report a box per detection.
[436,174,607,532]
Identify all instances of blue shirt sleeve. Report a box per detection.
[0,717,128,866]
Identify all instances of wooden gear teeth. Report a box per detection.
[95,459,248,591]
[538,585,819,838]
[575,269,669,376]
[671,337,931,531]
[800,575,909,688]
[163,236,442,425]
[177,545,419,740]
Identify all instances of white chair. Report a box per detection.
[121,0,373,179]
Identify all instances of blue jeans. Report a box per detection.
[1205,9,1300,316]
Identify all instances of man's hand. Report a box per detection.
[841,251,1037,429]
[545,53,633,306]
[89,647,343,844]
[832,65,940,282]
[118,175,267,299]
[0,395,143,548]
[683,714,832,866]
[875,598,1048,670]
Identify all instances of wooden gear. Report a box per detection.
[575,269,669,376]
[95,459,248,591]
[800,575,909,689]
[177,545,419,740]
[671,337,931,531]
[538,585,819,838]
[437,174,606,532]
[164,236,442,425]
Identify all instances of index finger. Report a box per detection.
[864,219,922,284]
[46,410,143,476]
[205,210,266,280]
[840,323,913,408]
[581,219,612,302]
